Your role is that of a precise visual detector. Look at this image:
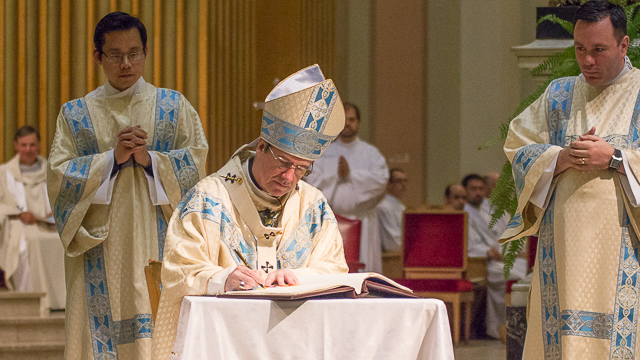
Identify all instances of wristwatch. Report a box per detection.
[609,149,622,170]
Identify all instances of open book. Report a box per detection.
[217,272,418,300]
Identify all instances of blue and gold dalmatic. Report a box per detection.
[54,88,202,360]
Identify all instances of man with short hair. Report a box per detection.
[152,65,348,359]
[376,168,407,252]
[463,173,526,339]
[502,1,640,357]
[444,184,466,211]
[0,126,65,311]
[305,102,389,272]
[47,12,207,359]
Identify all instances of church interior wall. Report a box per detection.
[0,0,555,207]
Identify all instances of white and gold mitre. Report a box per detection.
[260,64,345,161]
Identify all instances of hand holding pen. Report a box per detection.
[222,249,266,292]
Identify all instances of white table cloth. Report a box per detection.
[170,297,454,360]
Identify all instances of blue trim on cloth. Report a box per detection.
[168,148,200,199]
[53,155,94,235]
[511,144,553,196]
[116,314,153,344]
[561,310,613,339]
[63,98,100,156]
[261,112,334,160]
[84,246,154,358]
[538,194,562,359]
[610,213,640,358]
[151,88,181,152]
[277,198,335,269]
[547,77,576,147]
[156,206,168,261]
[150,89,199,198]
[84,244,118,359]
[178,189,257,267]
[55,98,101,235]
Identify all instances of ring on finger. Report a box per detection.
[581,158,585,165]
[238,280,246,291]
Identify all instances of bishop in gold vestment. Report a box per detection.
[153,65,348,359]
[503,4,640,358]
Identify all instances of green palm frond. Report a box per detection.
[488,161,518,228]
[502,237,526,280]
[536,14,575,36]
[530,46,575,78]
[628,4,640,42]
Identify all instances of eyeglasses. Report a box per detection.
[269,147,313,177]
[101,51,144,64]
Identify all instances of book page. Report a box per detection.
[222,272,411,296]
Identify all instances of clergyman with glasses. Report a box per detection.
[47,12,207,360]
[152,65,349,358]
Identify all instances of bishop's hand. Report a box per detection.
[224,266,264,292]
[264,269,299,287]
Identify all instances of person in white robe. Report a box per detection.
[501,3,640,358]
[305,102,389,272]
[376,168,407,252]
[463,174,527,339]
[152,65,349,359]
[444,184,466,211]
[0,126,66,312]
[47,12,207,360]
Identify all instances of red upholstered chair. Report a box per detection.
[335,214,365,273]
[394,210,474,345]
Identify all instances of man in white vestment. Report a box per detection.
[463,174,527,339]
[501,2,640,358]
[305,102,389,272]
[444,184,466,211]
[0,126,65,311]
[47,12,207,360]
[376,168,407,252]
[152,65,349,359]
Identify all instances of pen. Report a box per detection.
[233,249,266,289]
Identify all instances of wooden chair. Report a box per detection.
[335,214,366,273]
[394,210,474,345]
[144,259,163,323]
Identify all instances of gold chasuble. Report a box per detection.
[503,68,640,359]
[47,82,207,360]
[152,147,348,359]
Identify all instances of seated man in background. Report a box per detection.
[463,173,526,339]
[376,168,407,252]
[153,65,349,359]
[0,126,66,310]
[444,183,466,211]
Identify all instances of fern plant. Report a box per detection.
[492,2,640,278]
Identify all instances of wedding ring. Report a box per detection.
[581,158,585,165]
[239,281,246,291]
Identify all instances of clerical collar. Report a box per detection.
[20,158,42,173]
[103,77,146,98]
[578,55,632,86]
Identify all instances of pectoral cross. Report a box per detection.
[261,262,273,274]
[219,172,243,184]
